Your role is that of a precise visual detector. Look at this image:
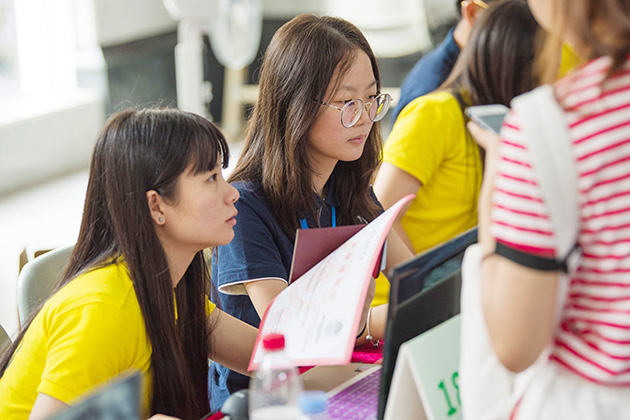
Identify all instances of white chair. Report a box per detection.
[0,324,11,349]
[16,244,74,326]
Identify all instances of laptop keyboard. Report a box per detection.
[327,368,381,420]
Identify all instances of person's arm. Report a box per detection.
[373,162,422,255]
[355,303,387,346]
[481,257,558,372]
[468,121,559,373]
[28,394,67,420]
[29,392,184,420]
[383,218,416,274]
[207,308,258,377]
[243,278,288,320]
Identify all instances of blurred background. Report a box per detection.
[0,0,457,336]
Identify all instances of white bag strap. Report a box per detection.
[505,84,582,414]
[511,85,582,275]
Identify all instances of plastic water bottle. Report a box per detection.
[249,333,303,420]
[299,390,330,420]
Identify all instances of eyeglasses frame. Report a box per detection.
[320,92,393,128]
[460,0,488,9]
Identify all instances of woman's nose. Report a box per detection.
[227,183,239,203]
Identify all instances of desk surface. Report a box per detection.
[301,363,376,393]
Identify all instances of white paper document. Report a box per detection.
[248,195,414,370]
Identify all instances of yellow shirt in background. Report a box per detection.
[383,91,481,254]
[559,42,584,78]
[0,261,216,420]
[372,271,389,308]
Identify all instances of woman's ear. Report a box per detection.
[462,0,484,26]
[146,190,166,225]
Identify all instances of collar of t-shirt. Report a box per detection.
[299,175,339,229]
[442,27,461,62]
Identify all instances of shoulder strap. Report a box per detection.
[511,85,582,274]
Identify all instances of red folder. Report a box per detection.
[288,224,384,284]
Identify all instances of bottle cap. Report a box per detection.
[298,390,328,414]
[262,333,285,351]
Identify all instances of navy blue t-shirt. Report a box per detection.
[209,178,381,411]
[390,28,460,123]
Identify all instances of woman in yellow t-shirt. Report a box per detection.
[374,0,540,254]
[0,108,258,420]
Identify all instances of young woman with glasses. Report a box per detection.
[0,108,257,420]
[209,13,414,411]
[374,0,540,255]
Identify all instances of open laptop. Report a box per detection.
[379,227,476,419]
[324,228,477,420]
[383,314,462,420]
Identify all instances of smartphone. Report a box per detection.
[465,104,509,134]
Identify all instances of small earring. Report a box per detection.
[158,217,164,223]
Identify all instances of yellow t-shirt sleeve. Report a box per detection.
[559,42,583,78]
[384,92,459,186]
[205,297,217,317]
[371,271,390,307]
[383,91,478,253]
[38,302,141,404]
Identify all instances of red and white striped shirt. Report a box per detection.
[492,54,630,386]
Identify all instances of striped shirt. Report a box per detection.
[491,54,630,386]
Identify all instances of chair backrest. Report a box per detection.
[17,244,74,326]
[377,227,477,420]
[0,324,11,350]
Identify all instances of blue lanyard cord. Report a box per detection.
[300,206,336,229]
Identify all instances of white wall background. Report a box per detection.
[93,0,177,47]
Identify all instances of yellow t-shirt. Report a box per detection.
[372,272,389,308]
[0,261,216,419]
[559,42,584,78]
[383,91,482,254]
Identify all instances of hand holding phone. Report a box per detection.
[465,104,509,134]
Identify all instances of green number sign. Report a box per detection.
[438,371,460,416]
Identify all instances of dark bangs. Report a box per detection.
[145,110,230,200]
[186,113,230,175]
[320,49,356,103]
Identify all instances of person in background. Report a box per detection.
[0,108,258,420]
[210,14,414,412]
[390,0,501,123]
[470,0,630,418]
[374,0,539,255]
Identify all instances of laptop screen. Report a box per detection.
[377,227,477,420]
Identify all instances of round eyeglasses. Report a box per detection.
[321,93,393,128]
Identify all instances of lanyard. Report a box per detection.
[300,206,336,229]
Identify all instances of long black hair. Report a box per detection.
[440,0,540,177]
[0,108,230,419]
[444,0,540,110]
